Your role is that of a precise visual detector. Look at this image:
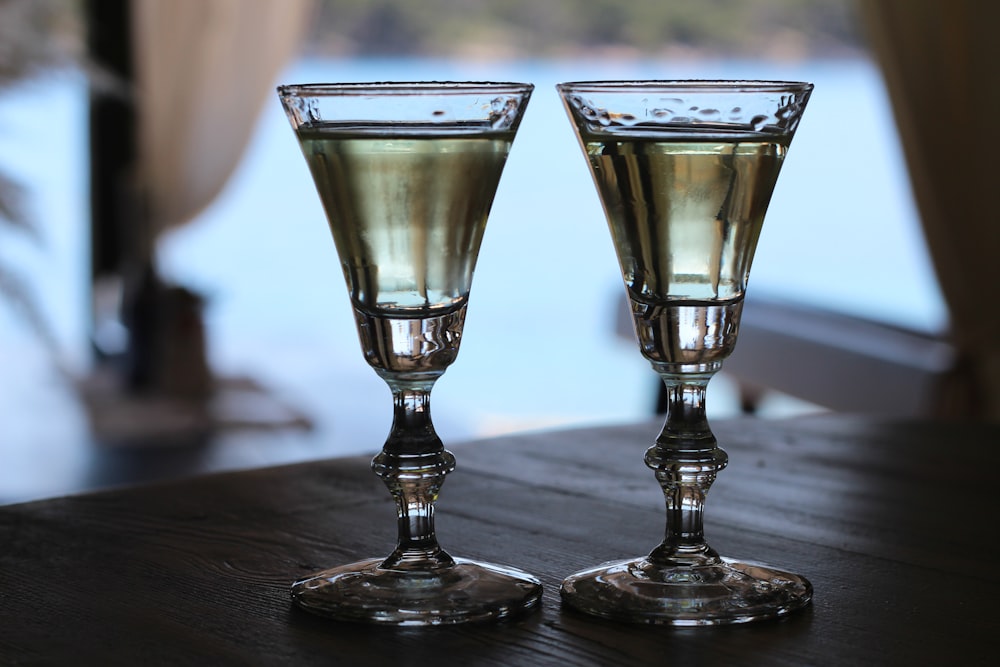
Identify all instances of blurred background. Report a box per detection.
[2,0,992,504]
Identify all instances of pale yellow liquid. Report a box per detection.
[584,136,787,364]
[585,137,787,303]
[297,123,513,317]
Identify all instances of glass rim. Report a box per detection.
[277,81,535,97]
[556,79,814,94]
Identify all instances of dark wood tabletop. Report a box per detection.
[2,414,998,665]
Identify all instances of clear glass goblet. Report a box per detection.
[277,82,540,625]
[556,80,814,625]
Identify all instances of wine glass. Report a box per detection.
[277,82,540,625]
[556,80,813,625]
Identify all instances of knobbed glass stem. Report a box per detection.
[645,363,728,567]
[560,357,812,625]
[372,376,456,571]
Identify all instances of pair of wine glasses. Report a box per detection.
[277,79,813,626]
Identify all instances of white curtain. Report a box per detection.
[132,0,313,242]
[861,0,1000,419]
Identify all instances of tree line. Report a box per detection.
[305,0,864,59]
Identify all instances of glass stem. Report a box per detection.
[371,376,456,572]
[645,363,729,567]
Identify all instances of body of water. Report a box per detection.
[0,56,947,497]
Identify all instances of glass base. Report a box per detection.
[292,557,543,625]
[560,556,811,626]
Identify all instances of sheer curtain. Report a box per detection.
[861,0,1000,419]
[99,0,313,401]
[133,0,312,244]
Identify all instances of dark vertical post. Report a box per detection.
[85,0,136,363]
[84,0,212,404]
[86,0,169,396]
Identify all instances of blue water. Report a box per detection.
[0,56,948,452]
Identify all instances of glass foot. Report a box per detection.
[561,556,812,626]
[292,557,543,625]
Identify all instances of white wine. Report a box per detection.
[583,134,787,365]
[586,135,786,302]
[297,122,513,375]
[297,122,514,317]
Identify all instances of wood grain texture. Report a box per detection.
[1,415,998,666]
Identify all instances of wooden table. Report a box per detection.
[2,415,998,665]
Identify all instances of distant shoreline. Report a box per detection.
[304,0,864,63]
[302,43,868,64]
